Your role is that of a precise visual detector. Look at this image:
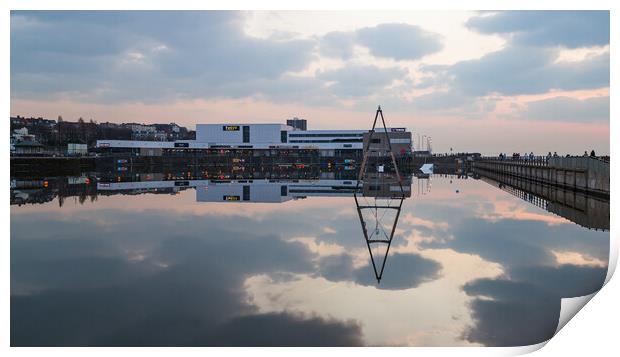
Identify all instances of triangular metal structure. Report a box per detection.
[354,106,406,283]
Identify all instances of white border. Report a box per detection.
[2,1,617,356]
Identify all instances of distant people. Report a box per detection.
[584,151,589,157]
[547,152,552,159]
[590,150,596,157]
[553,151,558,157]
[529,152,534,160]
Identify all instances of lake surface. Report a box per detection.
[10,171,610,346]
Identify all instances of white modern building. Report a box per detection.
[96,120,412,156]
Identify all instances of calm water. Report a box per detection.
[10,172,610,346]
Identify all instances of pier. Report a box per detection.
[472,156,609,197]
[476,169,609,231]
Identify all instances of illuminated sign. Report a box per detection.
[390,128,406,132]
[223,125,240,131]
[174,142,189,148]
[223,195,240,201]
[175,181,190,186]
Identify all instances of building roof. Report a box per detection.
[15,140,44,147]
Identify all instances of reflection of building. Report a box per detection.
[361,173,410,198]
[96,178,412,203]
[96,120,412,157]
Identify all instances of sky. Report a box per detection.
[10,10,610,154]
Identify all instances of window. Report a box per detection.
[281,131,288,143]
[288,133,363,137]
[243,185,250,201]
[280,185,288,196]
[242,126,250,143]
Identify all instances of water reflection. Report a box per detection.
[10,167,610,346]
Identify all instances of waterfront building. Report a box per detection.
[96,120,413,157]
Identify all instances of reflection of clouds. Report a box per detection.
[288,236,346,257]
[11,210,364,346]
[551,250,607,267]
[246,247,501,346]
[479,199,570,226]
[422,217,609,269]
[399,178,609,346]
[463,264,607,346]
[402,214,449,231]
[419,213,608,346]
[11,175,610,346]
[317,253,442,290]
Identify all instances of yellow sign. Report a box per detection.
[224,195,240,201]
[223,125,240,131]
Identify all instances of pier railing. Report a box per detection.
[478,155,610,168]
[473,156,610,197]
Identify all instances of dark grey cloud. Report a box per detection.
[519,96,609,122]
[356,23,443,60]
[412,11,610,115]
[467,11,610,49]
[319,23,443,61]
[318,31,356,59]
[317,65,407,98]
[11,11,316,104]
[447,47,609,96]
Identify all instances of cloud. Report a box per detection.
[447,47,609,96]
[317,65,407,98]
[318,23,443,61]
[467,11,610,49]
[318,31,356,59]
[356,23,443,60]
[411,11,610,112]
[9,10,611,120]
[11,11,316,104]
[519,96,609,122]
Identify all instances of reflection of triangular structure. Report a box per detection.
[354,106,406,283]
